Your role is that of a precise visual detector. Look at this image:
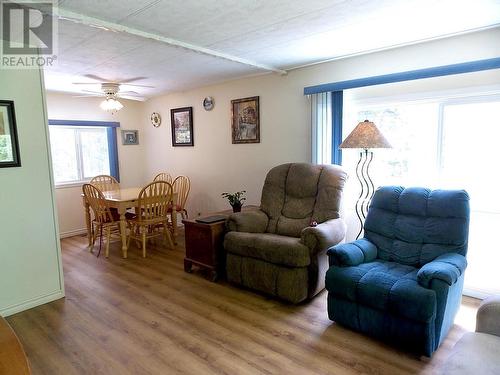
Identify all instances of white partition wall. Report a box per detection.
[0,67,64,316]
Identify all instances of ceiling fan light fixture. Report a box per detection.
[100,97,123,114]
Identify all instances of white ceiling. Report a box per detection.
[43,0,500,99]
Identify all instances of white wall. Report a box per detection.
[140,28,500,220]
[0,68,64,316]
[46,93,146,236]
[141,75,311,217]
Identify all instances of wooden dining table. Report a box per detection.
[82,187,178,258]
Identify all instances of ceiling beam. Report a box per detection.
[57,8,288,76]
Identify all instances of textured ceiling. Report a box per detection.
[43,0,500,98]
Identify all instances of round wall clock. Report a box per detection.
[151,112,161,127]
[203,96,214,111]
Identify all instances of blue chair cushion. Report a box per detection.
[364,186,469,267]
[326,260,437,323]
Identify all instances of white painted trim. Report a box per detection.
[60,228,88,239]
[0,290,65,317]
[57,8,287,76]
[346,84,500,107]
[38,63,66,298]
[60,221,184,240]
[55,182,85,189]
[463,289,490,300]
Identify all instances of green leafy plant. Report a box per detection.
[221,190,246,207]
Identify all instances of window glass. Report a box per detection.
[344,103,439,186]
[440,99,500,295]
[49,127,79,183]
[440,100,500,211]
[80,128,110,179]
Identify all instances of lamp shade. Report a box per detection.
[339,120,391,149]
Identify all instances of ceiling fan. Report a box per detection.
[72,74,154,113]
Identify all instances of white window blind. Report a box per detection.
[310,92,332,164]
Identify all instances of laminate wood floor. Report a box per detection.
[7,233,479,375]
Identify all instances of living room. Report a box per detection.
[1,1,500,374]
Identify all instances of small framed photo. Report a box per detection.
[121,130,139,145]
[231,96,260,144]
[171,107,194,146]
[0,100,21,168]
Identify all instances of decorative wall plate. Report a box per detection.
[203,96,214,111]
[151,112,161,127]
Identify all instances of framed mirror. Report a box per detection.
[0,100,21,168]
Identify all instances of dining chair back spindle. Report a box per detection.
[90,175,119,192]
[153,172,173,184]
[127,181,174,257]
[172,175,190,220]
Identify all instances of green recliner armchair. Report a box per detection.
[224,162,347,303]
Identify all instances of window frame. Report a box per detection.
[48,119,120,188]
[343,89,500,182]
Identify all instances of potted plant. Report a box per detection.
[221,190,246,213]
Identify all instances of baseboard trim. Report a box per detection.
[60,228,87,239]
[0,290,65,317]
[59,224,184,240]
[463,288,490,300]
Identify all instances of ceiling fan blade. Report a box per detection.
[72,94,102,98]
[72,82,102,85]
[83,74,109,82]
[81,89,103,95]
[119,90,141,95]
[119,95,147,102]
[119,76,147,84]
[120,83,155,88]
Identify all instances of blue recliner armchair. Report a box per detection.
[325,186,470,356]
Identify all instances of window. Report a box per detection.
[343,101,439,188]
[440,98,500,298]
[343,93,500,297]
[48,120,119,185]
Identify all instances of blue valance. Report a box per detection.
[304,57,500,95]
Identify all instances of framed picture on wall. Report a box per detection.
[231,96,260,144]
[171,107,194,146]
[121,130,139,145]
[0,100,21,168]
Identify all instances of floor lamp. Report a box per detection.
[339,120,391,239]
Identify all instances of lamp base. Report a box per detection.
[355,149,375,239]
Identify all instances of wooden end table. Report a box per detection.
[182,205,258,281]
[182,218,226,281]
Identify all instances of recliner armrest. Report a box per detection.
[226,209,268,233]
[326,238,377,267]
[476,295,500,337]
[300,218,346,254]
[417,253,467,288]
